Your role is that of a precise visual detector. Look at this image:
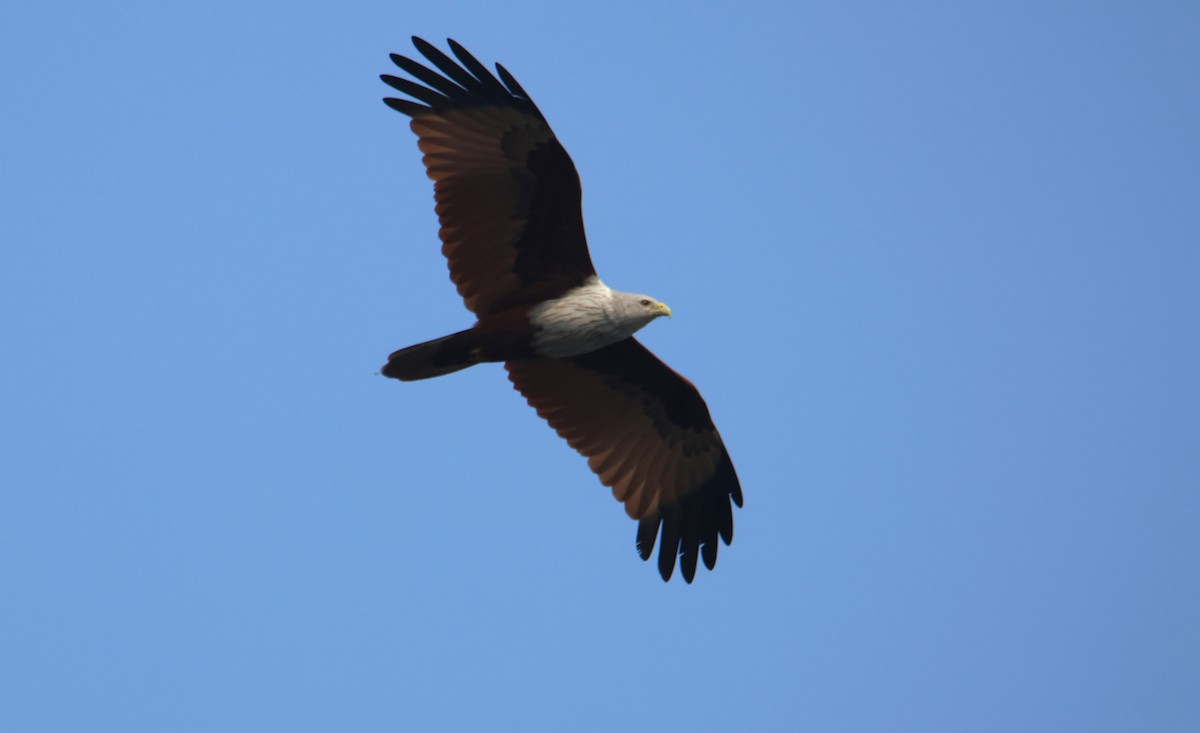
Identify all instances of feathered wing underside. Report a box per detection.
[382,38,596,315]
[505,339,743,582]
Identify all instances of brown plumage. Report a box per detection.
[380,38,742,582]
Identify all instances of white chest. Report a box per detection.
[528,278,646,358]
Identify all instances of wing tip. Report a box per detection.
[638,449,742,583]
[382,97,428,116]
[383,37,547,123]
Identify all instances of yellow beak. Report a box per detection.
[657,302,672,318]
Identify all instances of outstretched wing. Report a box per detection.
[382,37,596,316]
[505,339,743,582]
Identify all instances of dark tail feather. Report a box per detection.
[381,330,476,381]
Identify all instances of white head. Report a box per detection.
[612,290,672,330]
[528,279,673,358]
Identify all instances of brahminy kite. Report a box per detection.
[380,37,743,582]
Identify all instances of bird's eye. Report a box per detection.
[640,299,651,306]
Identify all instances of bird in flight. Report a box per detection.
[379,37,743,582]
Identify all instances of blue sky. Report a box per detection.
[2,1,1197,730]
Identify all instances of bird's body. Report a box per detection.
[382,277,669,379]
[380,38,742,582]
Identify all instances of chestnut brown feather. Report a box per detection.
[506,339,742,582]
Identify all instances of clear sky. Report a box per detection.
[2,1,1197,731]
